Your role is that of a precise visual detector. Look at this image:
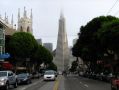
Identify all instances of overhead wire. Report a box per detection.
[114,10,119,15]
[37,34,77,38]
[106,0,119,15]
[114,7,119,16]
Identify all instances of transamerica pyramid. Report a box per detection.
[54,12,69,72]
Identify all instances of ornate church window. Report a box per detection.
[20,26,23,32]
[27,26,30,32]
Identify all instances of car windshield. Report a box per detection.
[18,73,28,77]
[44,71,54,75]
[0,72,7,77]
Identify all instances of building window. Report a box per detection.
[20,26,23,32]
[27,27,30,32]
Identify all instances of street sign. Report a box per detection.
[0,53,10,59]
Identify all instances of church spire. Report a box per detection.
[11,14,13,27]
[18,8,20,21]
[4,12,6,21]
[6,16,9,24]
[24,6,27,18]
[30,9,32,20]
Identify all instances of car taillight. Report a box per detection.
[115,80,119,85]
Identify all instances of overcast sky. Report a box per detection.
[0,0,119,49]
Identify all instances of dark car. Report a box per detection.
[106,73,115,82]
[111,76,119,90]
[32,72,40,79]
[17,73,32,84]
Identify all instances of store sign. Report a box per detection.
[0,53,10,59]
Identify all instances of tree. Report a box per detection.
[70,60,78,72]
[31,45,44,71]
[9,32,38,72]
[9,32,38,59]
[98,20,119,74]
[72,16,118,72]
[72,39,80,61]
[32,44,53,69]
[46,62,57,71]
[42,47,53,66]
[98,20,119,56]
[31,44,53,70]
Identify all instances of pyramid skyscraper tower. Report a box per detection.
[54,12,69,72]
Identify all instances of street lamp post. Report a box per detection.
[0,46,2,55]
[0,27,5,61]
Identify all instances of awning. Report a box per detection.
[0,53,10,59]
[2,62,13,70]
[104,64,111,67]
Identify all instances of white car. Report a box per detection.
[43,70,56,81]
[0,71,18,90]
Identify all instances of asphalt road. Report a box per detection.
[12,76,64,90]
[65,74,111,90]
[9,74,111,90]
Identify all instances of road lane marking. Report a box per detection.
[53,76,62,90]
[79,81,89,88]
[53,80,59,90]
[84,84,88,87]
[18,79,43,90]
[80,82,82,84]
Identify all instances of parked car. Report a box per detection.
[0,71,18,90]
[43,70,56,81]
[39,69,45,76]
[78,71,84,76]
[17,73,32,84]
[99,72,107,81]
[54,71,58,77]
[32,72,40,79]
[106,73,115,82]
[111,76,119,90]
[58,71,63,75]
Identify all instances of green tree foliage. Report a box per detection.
[98,19,119,74]
[41,46,53,65]
[46,62,57,71]
[9,32,38,59]
[32,45,53,66]
[98,20,119,56]
[73,16,118,62]
[72,16,119,72]
[70,60,78,72]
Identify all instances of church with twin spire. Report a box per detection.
[17,7,33,34]
[0,7,33,34]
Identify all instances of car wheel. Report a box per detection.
[111,87,115,90]
[117,86,119,90]
[111,86,116,90]
[27,80,30,84]
[4,82,9,90]
[14,81,17,88]
[30,80,32,83]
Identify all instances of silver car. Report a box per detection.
[0,71,18,90]
[43,70,56,81]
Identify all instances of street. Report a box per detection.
[11,76,64,90]
[8,74,111,90]
[65,74,111,90]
